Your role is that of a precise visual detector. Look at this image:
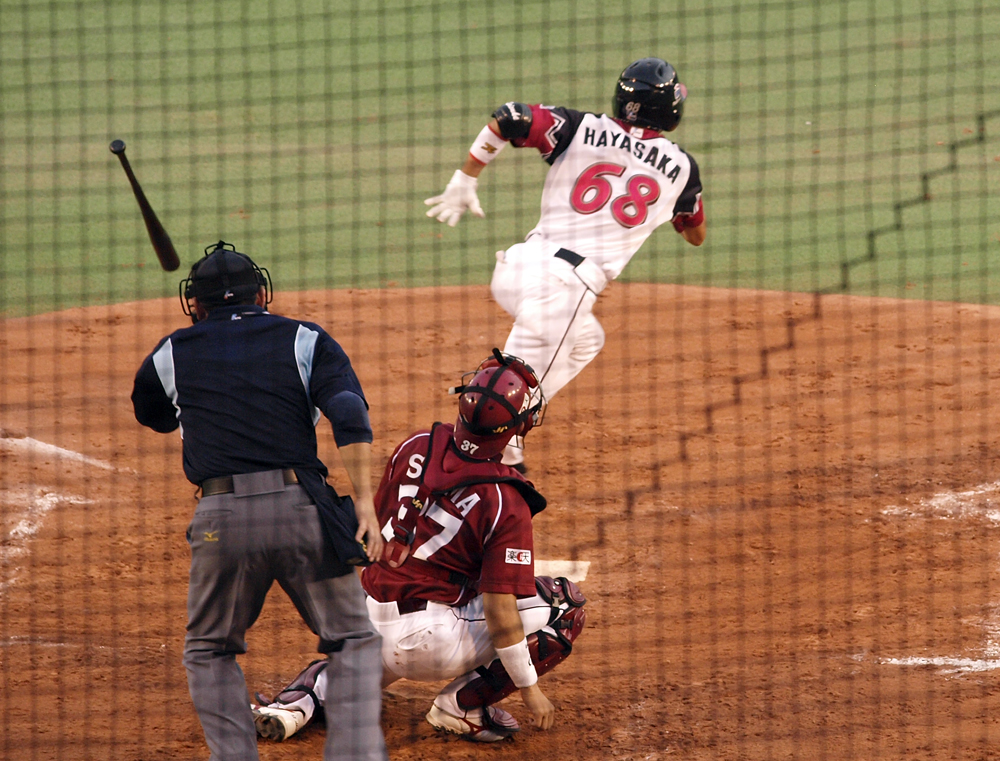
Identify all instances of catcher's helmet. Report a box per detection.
[612,57,686,133]
[179,240,272,321]
[452,349,545,460]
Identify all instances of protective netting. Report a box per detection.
[1,2,998,759]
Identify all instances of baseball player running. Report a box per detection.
[425,57,706,472]
[252,350,587,743]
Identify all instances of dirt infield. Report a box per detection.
[2,282,1000,760]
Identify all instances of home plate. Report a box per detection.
[535,559,590,583]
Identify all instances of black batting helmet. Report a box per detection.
[612,57,686,133]
[179,240,272,321]
[451,349,545,460]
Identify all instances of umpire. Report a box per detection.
[132,241,387,761]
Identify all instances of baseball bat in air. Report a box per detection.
[109,139,180,272]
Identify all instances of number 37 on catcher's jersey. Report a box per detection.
[390,452,482,561]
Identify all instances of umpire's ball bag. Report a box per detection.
[317,485,371,568]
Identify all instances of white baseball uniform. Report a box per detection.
[488,105,704,463]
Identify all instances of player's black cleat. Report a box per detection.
[510,462,528,475]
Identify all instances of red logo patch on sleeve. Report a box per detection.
[505,548,532,565]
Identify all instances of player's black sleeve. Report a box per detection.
[510,105,589,165]
[671,150,703,216]
[545,107,589,165]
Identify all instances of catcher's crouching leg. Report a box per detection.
[253,658,327,742]
[456,576,587,711]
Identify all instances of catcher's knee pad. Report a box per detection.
[272,658,327,713]
[535,575,586,626]
[456,594,587,711]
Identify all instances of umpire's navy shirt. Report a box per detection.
[131,304,372,493]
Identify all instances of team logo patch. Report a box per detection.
[505,548,531,565]
[673,82,687,106]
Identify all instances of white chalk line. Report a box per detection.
[0,635,147,652]
[0,436,125,472]
[0,436,128,595]
[0,486,93,596]
[882,481,1000,526]
[881,656,1000,674]
[878,481,1000,675]
[0,636,78,649]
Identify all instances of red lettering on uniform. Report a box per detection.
[570,163,661,228]
[611,175,661,228]
[569,163,625,214]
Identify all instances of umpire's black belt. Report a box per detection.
[201,468,299,497]
[554,248,585,267]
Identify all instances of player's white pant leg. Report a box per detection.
[515,592,559,635]
[539,309,605,399]
[367,595,554,684]
[451,593,552,666]
[368,598,481,683]
[492,241,600,401]
[432,593,553,714]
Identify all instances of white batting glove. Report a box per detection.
[424,170,485,227]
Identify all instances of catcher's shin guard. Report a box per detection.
[271,658,328,715]
[456,577,586,711]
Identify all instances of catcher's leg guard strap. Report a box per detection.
[535,575,586,625]
[273,658,328,712]
[456,605,587,711]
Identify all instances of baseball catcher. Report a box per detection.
[424,57,706,473]
[252,350,587,743]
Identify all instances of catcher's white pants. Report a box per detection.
[297,594,552,723]
[366,593,552,686]
[490,237,607,404]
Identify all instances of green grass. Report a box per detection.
[1,0,998,316]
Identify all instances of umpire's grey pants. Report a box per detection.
[183,479,387,761]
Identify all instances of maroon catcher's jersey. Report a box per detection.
[361,430,537,607]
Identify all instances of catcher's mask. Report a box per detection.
[450,348,546,460]
[179,240,272,323]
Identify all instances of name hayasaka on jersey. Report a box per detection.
[580,127,682,182]
[513,104,685,181]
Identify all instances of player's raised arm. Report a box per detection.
[482,591,556,730]
[424,102,534,226]
[423,119,498,226]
